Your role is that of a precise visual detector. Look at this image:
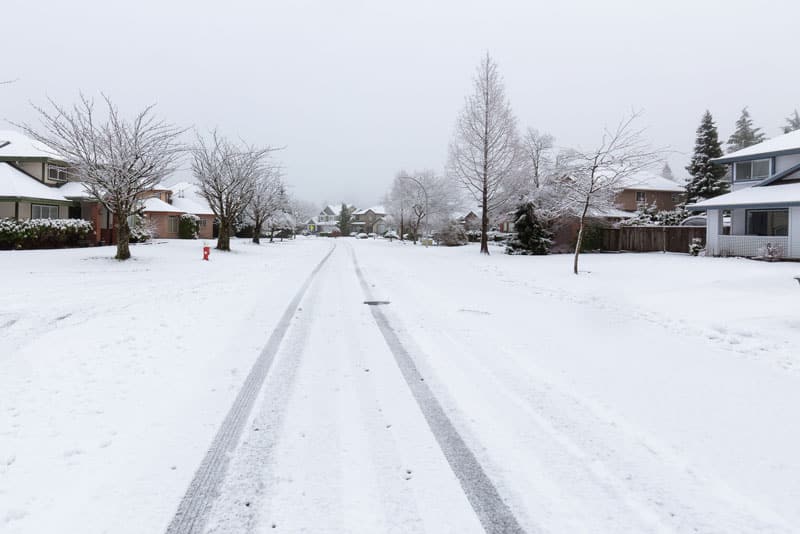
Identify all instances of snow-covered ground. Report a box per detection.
[2,238,800,533]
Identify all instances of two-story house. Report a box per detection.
[687,130,800,259]
[351,206,386,234]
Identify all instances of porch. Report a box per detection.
[706,207,799,259]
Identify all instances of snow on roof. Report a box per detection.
[353,205,386,215]
[141,197,184,214]
[619,171,685,193]
[591,207,636,219]
[0,130,65,161]
[0,162,69,202]
[171,195,214,216]
[687,182,800,210]
[58,181,93,199]
[714,129,800,162]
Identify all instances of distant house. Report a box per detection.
[616,171,686,213]
[352,206,387,234]
[309,204,356,234]
[457,211,480,230]
[687,130,800,259]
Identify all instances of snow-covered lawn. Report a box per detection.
[2,237,799,533]
[0,238,330,533]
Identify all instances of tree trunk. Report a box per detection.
[480,189,489,255]
[400,210,404,241]
[217,219,231,251]
[252,221,262,244]
[269,228,274,243]
[115,215,131,260]
[573,201,590,275]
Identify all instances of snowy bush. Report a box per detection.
[179,213,200,239]
[505,202,552,255]
[0,218,93,249]
[689,237,704,256]
[623,205,690,227]
[436,221,468,246]
[129,216,153,243]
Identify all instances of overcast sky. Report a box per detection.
[2,0,797,209]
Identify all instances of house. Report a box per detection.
[309,204,356,234]
[0,130,108,242]
[457,211,480,231]
[687,130,800,259]
[163,182,215,239]
[351,206,387,234]
[616,171,686,213]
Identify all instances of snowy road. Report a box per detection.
[3,238,800,533]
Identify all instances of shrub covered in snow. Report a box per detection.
[623,204,690,227]
[179,213,200,239]
[505,202,552,255]
[0,218,93,249]
[129,216,153,243]
[689,237,704,256]
[436,221,468,246]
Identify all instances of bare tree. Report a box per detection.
[246,167,284,244]
[386,170,414,241]
[448,53,521,254]
[192,131,277,251]
[400,170,459,243]
[521,128,555,190]
[18,94,184,260]
[558,113,660,274]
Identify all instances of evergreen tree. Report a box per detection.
[686,111,728,203]
[338,203,352,235]
[661,162,675,181]
[727,107,766,151]
[783,109,800,134]
[505,201,551,255]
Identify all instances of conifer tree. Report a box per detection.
[727,107,766,151]
[783,109,800,134]
[338,203,352,235]
[661,162,675,181]
[686,111,728,203]
[505,201,551,255]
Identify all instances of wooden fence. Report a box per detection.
[600,226,706,253]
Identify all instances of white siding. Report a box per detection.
[731,208,746,235]
[707,209,721,255]
[775,154,800,173]
[790,206,800,259]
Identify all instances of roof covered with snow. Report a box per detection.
[353,205,386,215]
[0,162,69,202]
[0,130,65,161]
[713,129,800,163]
[687,182,800,210]
[58,181,93,199]
[619,171,685,193]
[141,197,184,213]
[167,181,214,215]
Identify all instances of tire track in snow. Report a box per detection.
[165,244,336,534]
[350,246,527,534]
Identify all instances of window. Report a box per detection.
[635,191,646,203]
[31,204,59,219]
[734,159,771,182]
[746,209,788,236]
[48,166,68,183]
[198,218,207,227]
[168,216,179,234]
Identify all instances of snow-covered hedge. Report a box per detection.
[179,213,200,239]
[622,204,690,227]
[0,218,93,250]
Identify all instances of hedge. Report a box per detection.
[0,218,93,250]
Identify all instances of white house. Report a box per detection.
[686,130,800,259]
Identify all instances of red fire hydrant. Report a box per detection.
[202,246,210,261]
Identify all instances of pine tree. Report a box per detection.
[661,162,675,181]
[505,201,551,255]
[727,107,766,151]
[686,111,728,203]
[783,109,800,134]
[338,203,352,235]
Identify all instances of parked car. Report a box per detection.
[356,232,368,239]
